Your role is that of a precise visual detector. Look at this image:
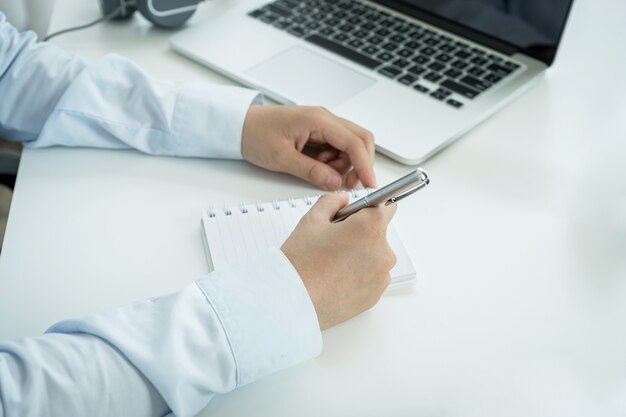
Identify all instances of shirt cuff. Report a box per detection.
[196,247,323,387]
[172,83,263,160]
[46,247,322,417]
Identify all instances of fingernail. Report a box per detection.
[326,175,340,190]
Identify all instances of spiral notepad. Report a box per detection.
[201,190,416,289]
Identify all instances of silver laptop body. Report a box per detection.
[171,0,574,165]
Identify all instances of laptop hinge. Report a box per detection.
[370,0,519,56]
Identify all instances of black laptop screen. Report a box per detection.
[387,0,574,64]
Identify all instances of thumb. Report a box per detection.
[284,152,343,191]
[308,192,350,222]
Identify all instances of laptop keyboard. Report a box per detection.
[248,0,521,109]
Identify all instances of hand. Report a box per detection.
[281,193,397,330]
[241,105,377,191]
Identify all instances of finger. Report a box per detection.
[308,192,350,222]
[327,154,352,175]
[358,202,397,226]
[315,149,339,163]
[338,117,376,166]
[316,118,377,189]
[284,151,343,190]
[346,169,360,189]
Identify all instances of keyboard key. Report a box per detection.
[273,19,291,29]
[394,24,411,34]
[363,45,380,56]
[467,66,485,77]
[428,61,445,72]
[334,33,349,42]
[455,50,471,59]
[397,48,413,58]
[305,21,321,30]
[440,79,480,99]
[408,31,425,40]
[405,40,420,49]
[504,61,520,70]
[382,42,400,51]
[260,13,279,23]
[319,27,335,36]
[444,68,462,78]
[305,34,383,69]
[423,36,439,46]
[430,88,451,100]
[435,53,453,63]
[288,26,307,37]
[249,9,264,18]
[390,34,406,43]
[407,65,426,75]
[348,39,365,48]
[378,66,402,78]
[486,63,513,76]
[488,54,503,62]
[421,47,436,56]
[413,55,429,64]
[367,36,384,45]
[376,28,391,37]
[470,47,485,55]
[451,59,469,69]
[424,72,442,82]
[354,30,369,39]
[398,74,417,85]
[377,51,394,61]
[392,58,411,68]
[413,84,429,93]
[362,22,376,30]
[459,75,490,91]
[484,73,502,83]
[339,23,355,32]
[439,43,456,53]
[470,56,488,66]
[446,98,463,108]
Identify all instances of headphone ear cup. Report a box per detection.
[135,0,199,28]
[99,0,137,20]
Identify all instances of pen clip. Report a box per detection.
[384,178,429,206]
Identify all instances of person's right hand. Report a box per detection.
[281,192,397,330]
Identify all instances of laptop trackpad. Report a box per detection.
[245,46,376,107]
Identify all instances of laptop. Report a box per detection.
[170,0,574,165]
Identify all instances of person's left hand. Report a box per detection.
[241,105,377,190]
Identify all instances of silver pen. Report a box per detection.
[332,168,430,223]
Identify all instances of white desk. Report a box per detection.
[1,1,626,416]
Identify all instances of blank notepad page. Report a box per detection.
[201,191,416,289]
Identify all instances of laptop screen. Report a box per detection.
[386,0,574,65]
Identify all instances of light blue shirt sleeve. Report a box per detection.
[0,249,323,417]
[0,12,260,159]
[0,14,323,417]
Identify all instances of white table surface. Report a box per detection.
[1,1,626,416]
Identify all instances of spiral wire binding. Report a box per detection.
[209,195,331,217]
